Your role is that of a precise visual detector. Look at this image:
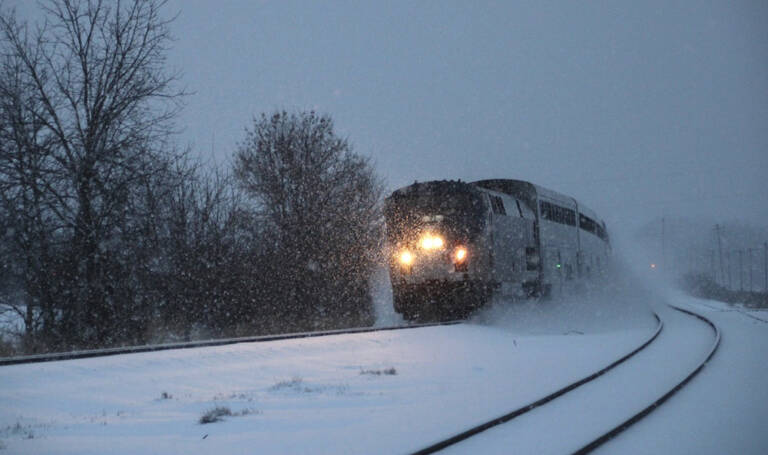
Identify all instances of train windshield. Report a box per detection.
[384,188,487,242]
[402,193,481,216]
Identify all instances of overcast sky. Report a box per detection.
[10,1,768,233]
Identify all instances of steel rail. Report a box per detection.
[571,304,721,454]
[409,313,664,455]
[0,320,462,366]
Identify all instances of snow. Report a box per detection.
[596,293,768,454]
[1,319,652,454]
[1,292,766,454]
[443,293,768,454]
[442,300,715,454]
[0,304,23,338]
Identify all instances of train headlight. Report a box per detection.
[419,234,445,250]
[454,246,468,263]
[453,246,469,272]
[398,250,414,266]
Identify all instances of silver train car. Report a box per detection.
[384,179,610,321]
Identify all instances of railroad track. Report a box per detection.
[572,305,721,454]
[0,320,462,366]
[410,313,664,455]
[3,303,721,453]
[410,305,720,454]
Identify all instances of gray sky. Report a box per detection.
[11,0,768,232]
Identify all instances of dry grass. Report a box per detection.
[199,407,233,424]
[360,367,397,376]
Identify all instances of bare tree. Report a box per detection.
[0,0,185,349]
[151,164,259,339]
[0,12,66,348]
[234,111,383,330]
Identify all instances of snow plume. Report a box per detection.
[472,257,659,335]
[370,265,404,327]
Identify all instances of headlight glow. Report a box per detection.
[419,234,445,250]
[454,246,468,263]
[398,250,414,266]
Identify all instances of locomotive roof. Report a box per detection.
[472,179,538,206]
[387,180,480,200]
[387,178,605,228]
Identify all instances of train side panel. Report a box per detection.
[482,189,538,297]
[537,196,579,296]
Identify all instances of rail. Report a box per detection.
[0,320,462,366]
[410,313,664,455]
[571,304,721,454]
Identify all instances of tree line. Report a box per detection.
[0,0,383,355]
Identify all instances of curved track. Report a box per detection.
[571,304,721,454]
[0,320,461,366]
[411,305,720,455]
[410,313,664,455]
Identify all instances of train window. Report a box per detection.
[525,247,539,271]
[596,224,608,241]
[540,201,551,220]
[384,189,489,242]
[579,214,596,233]
[579,214,609,242]
[563,207,576,226]
[491,196,506,215]
[540,201,576,226]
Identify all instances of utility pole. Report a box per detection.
[709,249,716,282]
[688,250,694,275]
[764,242,767,293]
[748,248,753,292]
[661,217,666,272]
[727,250,732,289]
[715,224,724,286]
[739,249,744,291]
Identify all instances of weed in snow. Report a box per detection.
[1,422,35,440]
[212,391,253,402]
[360,367,397,376]
[199,407,232,424]
[199,406,260,424]
[269,377,313,393]
[269,377,350,395]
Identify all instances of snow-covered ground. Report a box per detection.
[598,293,768,455]
[443,298,715,454]
[1,292,766,454]
[0,321,651,454]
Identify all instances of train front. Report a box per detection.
[384,181,492,321]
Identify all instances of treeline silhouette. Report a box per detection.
[0,1,382,355]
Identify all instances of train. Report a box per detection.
[384,179,611,321]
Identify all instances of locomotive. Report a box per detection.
[384,179,610,321]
